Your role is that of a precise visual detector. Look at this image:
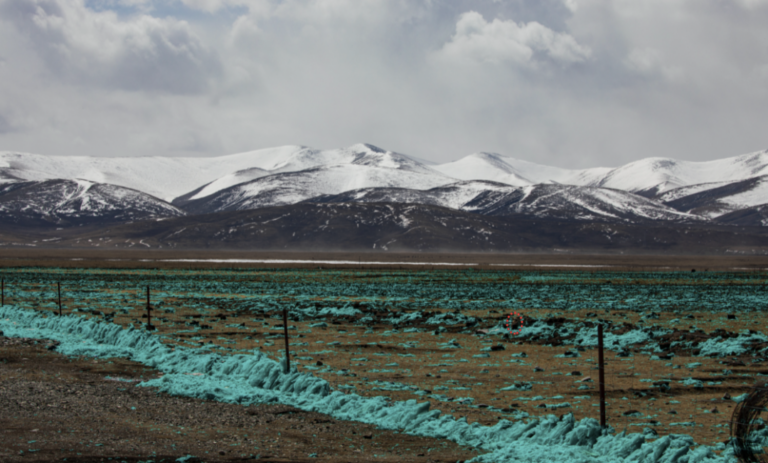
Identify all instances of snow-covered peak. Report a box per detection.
[432,151,613,188]
[347,142,387,153]
[595,150,768,195]
[433,152,533,186]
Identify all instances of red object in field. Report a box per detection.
[505,311,524,335]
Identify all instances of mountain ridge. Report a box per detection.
[2,144,768,249]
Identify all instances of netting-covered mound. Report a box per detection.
[0,305,736,463]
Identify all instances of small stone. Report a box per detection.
[579,376,592,382]
[363,433,373,439]
[534,366,544,372]
[316,361,323,366]
[710,407,719,413]
[727,314,736,320]
[571,371,582,376]
[219,450,226,455]
[723,392,731,400]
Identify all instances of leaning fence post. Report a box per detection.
[283,307,291,373]
[598,323,606,429]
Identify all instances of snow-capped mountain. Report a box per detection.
[655,175,768,218]
[1,143,768,233]
[432,152,610,187]
[589,151,768,196]
[0,179,184,227]
[470,184,700,222]
[0,143,436,202]
[434,149,768,197]
[307,180,516,210]
[177,164,456,214]
[311,182,699,224]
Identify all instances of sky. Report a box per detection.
[0,0,767,168]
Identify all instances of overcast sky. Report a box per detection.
[0,0,767,168]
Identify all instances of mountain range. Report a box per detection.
[1,143,768,252]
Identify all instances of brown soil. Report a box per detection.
[0,336,481,463]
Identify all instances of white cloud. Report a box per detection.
[0,0,767,170]
[623,47,683,82]
[562,0,578,12]
[437,11,591,66]
[0,0,221,93]
[734,0,768,9]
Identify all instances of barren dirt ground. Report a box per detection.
[0,337,480,463]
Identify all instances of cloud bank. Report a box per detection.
[0,0,766,168]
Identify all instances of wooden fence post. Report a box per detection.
[598,323,606,429]
[146,285,154,330]
[283,307,291,372]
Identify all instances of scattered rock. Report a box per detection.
[533,366,544,372]
[570,371,582,376]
